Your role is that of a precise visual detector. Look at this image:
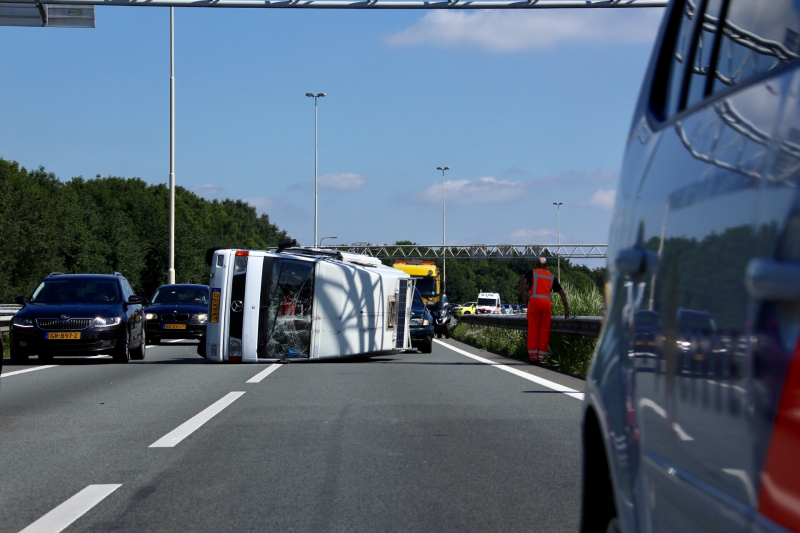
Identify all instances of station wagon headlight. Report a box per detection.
[410,318,423,326]
[94,316,121,327]
[145,312,158,320]
[13,317,33,327]
[192,313,208,323]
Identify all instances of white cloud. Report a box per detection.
[416,176,526,205]
[384,9,664,52]
[411,170,617,206]
[191,183,223,198]
[319,173,367,191]
[580,188,616,210]
[244,196,308,219]
[508,228,559,243]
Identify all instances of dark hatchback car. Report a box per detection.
[409,287,434,354]
[582,1,800,532]
[145,284,209,344]
[10,273,147,364]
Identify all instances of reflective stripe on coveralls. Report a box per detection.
[527,268,553,361]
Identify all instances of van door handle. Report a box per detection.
[746,259,800,301]
[615,248,660,277]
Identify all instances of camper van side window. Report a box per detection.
[387,296,397,329]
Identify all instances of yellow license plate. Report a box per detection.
[164,324,187,330]
[47,332,81,340]
[210,289,220,323]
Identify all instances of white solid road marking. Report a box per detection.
[246,363,283,383]
[0,366,58,379]
[149,391,246,448]
[19,484,121,533]
[434,340,584,401]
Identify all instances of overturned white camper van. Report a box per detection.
[203,243,413,362]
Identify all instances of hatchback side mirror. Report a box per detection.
[14,295,25,306]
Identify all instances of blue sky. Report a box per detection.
[1,6,664,259]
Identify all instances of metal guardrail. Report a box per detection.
[0,305,21,334]
[457,313,603,338]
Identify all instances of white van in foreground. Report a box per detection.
[476,292,501,314]
[203,242,413,362]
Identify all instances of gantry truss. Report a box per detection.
[320,243,608,259]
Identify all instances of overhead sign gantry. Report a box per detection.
[1,0,665,24]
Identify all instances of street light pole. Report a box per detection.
[553,202,563,283]
[319,236,338,246]
[436,166,450,295]
[306,92,326,247]
[168,6,176,284]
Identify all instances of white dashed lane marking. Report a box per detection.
[246,363,283,383]
[149,391,246,448]
[19,484,121,533]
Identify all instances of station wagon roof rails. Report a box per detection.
[112,272,123,277]
[46,272,64,277]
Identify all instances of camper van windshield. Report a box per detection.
[416,277,437,297]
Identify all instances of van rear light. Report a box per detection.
[758,339,800,530]
[235,250,249,257]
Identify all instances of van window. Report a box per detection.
[713,0,800,93]
[664,0,699,117]
[685,0,725,108]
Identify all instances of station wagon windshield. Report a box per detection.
[151,287,209,305]
[29,279,122,304]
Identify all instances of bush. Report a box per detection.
[450,281,603,378]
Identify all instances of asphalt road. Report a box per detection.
[0,339,585,532]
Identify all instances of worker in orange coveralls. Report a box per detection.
[519,257,570,363]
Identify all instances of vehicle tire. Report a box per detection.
[444,328,450,339]
[580,411,617,533]
[421,337,433,354]
[150,336,161,346]
[131,330,146,361]
[10,346,29,364]
[38,352,54,364]
[113,331,131,364]
[465,311,471,315]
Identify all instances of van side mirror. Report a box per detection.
[14,295,25,306]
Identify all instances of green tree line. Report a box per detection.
[0,159,288,301]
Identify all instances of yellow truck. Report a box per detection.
[392,260,440,304]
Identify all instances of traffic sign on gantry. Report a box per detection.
[0,3,93,26]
